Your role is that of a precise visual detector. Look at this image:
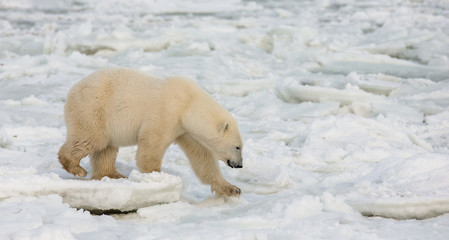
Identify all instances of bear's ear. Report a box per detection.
[219,122,229,133]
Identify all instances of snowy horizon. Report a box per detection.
[1,0,449,239]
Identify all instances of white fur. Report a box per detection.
[58,67,243,196]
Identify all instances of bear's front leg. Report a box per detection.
[175,133,241,197]
[135,133,172,173]
[136,145,166,173]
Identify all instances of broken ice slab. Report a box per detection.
[308,51,449,81]
[0,169,182,212]
[348,197,449,220]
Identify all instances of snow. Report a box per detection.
[1,0,449,239]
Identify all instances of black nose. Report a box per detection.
[227,159,243,168]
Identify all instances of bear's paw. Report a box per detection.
[212,183,241,197]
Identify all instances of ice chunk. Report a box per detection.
[0,127,12,149]
[0,169,182,211]
[349,198,449,220]
[310,51,449,81]
[21,95,48,106]
[276,78,424,122]
[393,79,449,115]
[277,79,382,106]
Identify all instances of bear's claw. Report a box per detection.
[230,187,241,195]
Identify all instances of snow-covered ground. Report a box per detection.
[1,0,449,239]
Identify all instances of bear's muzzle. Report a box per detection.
[227,159,243,168]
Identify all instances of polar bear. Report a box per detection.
[58,67,243,196]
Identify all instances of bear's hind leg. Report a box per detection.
[58,140,93,177]
[90,146,125,180]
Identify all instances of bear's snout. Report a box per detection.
[227,159,243,168]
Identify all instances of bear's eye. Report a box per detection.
[236,146,240,150]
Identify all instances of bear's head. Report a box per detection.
[214,120,243,169]
[179,83,244,168]
[182,110,243,169]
